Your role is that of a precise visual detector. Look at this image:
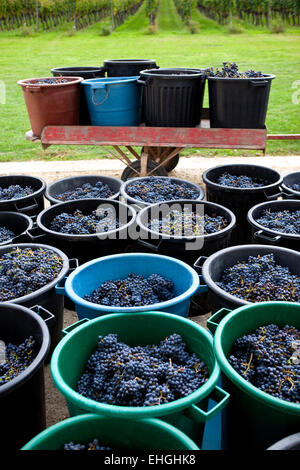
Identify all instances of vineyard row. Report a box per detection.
[0,0,144,31]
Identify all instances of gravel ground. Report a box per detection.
[7,154,298,430]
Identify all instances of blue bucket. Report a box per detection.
[56,253,204,320]
[81,76,142,126]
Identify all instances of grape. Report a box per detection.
[216,172,266,188]
[50,208,120,234]
[76,333,209,407]
[64,439,112,451]
[84,273,174,307]
[0,184,34,201]
[255,209,300,235]
[0,247,63,301]
[229,324,300,404]
[0,227,15,242]
[56,181,114,201]
[0,336,36,386]
[205,62,264,79]
[126,177,200,204]
[217,253,300,303]
[149,209,228,236]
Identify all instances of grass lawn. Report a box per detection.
[0,0,299,162]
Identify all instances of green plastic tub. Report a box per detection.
[22,414,199,450]
[50,311,229,447]
[207,301,300,450]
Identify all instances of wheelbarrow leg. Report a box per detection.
[140,148,149,177]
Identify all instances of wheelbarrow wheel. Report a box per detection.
[121,159,168,182]
[163,153,180,171]
[141,147,180,172]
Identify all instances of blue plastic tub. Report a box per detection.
[81,76,142,126]
[56,253,204,320]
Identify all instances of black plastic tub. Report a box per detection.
[247,199,300,251]
[136,200,235,317]
[207,74,275,129]
[51,66,106,79]
[136,200,236,265]
[45,175,122,205]
[267,433,300,450]
[0,243,70,361]
[121,176,205,210]
[281,171,300,200]
[139,68,206,127]
[0,303,50,451]
[103,59,158,77]
[196,244,300,314]
[0,211,33,245]
[32,199,137,265]
[202,164,283,245]
[51,66,106,125]
[0,175,46,217]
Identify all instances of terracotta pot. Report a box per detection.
[18,76,83,137]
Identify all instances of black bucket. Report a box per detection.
[247,199,300,251]
[31,199,137,265]
[0,175,46,217]
[103,59,159,124]
[103,59,158,77]
[51,66,105,79]
[207,74,275,129]
[51,66,106,125]
[136,200,236,264]
[202,164,283,245]
[281,171,300,200]
[0,243,70,361]
[0,303,50,451]
[0,212,33,245]
[267,433,300,450]
[196,244,300,314]
[45,175,122,205]
[138,68,206,127]
[136,200,236,316]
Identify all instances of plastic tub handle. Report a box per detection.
[25,85,42,92]
[253,230,281,244]
[14,198,39,214]
[196,275,208,294]
[193,256,208,274]
[184,385,230,423]
[279,188,300,199]
[55,259,79,296]
[30,305,55,328]
[250,80,268,87]
[26,226,46,241]
[207,308,232,334]
[62,318,90,337]
[264,191,282,201]
[137,78,146,85]
[136,238,163,252]
[92,84,109,106]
